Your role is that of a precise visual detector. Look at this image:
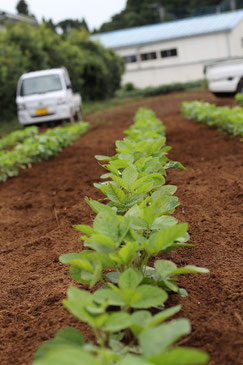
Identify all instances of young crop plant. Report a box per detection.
[0,126,38,151]
[235,93,243,105]
[0,122,90,182]
[33,108,209,365]
[181,101,243,136]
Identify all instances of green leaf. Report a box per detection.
[124,193,144,207]
[118,241,139,265]
[109,159,129,169]
[122,166,138,189]
[151,216,178,231]
[93,211,119,242]
[157,196,180,212]
[93,288,125,306]
[148,223,188,254]
[130,311,152,336]
[171,265,209,276]
[63,288,108,327]
[33,347,99,365]
[67,287,92,302]
[155,261,209,279]
[60,251,113,269]
[117,355,151,365]
[73,225,95,235]
[103,312,133,332]
[162,279,179,293]
[85,197,115,214]
[148,347,209,365]
[132,285,168,309]
[118,269,143,289]
[131,175,152,190]
[151,185,177,200]
[34,327,84,361]
[95,155,111,161]
[106,183,125,204]
[69,259,94,273]
[166,161,185,170]
[105,271,119,284]
[116,140,134,153]
[110,174,129,191]
[147,305,182,329]
[139,319,191,357]
[154,260,177,279]
[90,234,116,248]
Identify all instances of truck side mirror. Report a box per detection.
[67,84,72,89]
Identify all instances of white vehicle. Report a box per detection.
[206,58,243,97]
[16,68,82,125]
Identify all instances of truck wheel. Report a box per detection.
[75,110,82,121]
[69,114,75,123]
[237,79,243,94]
[213,92,234,98]
[213,92,223,98]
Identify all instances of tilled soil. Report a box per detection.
[0,90,242,365]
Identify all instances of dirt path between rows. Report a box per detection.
[0,90,242,365]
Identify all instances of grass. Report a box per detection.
[82,97,135,114]
[0,116,23,137]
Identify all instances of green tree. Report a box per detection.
[97,0,236,33]
[57,18,89,34]
[16,0,29,16]
[0,22,124,119]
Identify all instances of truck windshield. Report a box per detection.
[20,74,62,96]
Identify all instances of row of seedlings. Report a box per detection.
[0,126,39,150]
[33,108,209,365]
[0,122,90,182]
[181,101,243,136]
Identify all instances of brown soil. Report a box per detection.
[0,90,242,365]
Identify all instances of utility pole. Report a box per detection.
[149,3,165,22]
[230,0,236,11]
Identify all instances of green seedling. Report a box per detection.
[182,101,243,136]
[34,107,209,365]
[0,122,90,182]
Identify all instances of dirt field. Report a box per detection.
[0,90,242,365]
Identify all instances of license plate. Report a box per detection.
[36,108,48,116]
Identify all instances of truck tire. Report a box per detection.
[237,79,243,94]
[69,112,75,123]
[75,110,82,121]
[213,92,234,98]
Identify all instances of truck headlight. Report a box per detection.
[57,97,66,105]
[17,103,26,110]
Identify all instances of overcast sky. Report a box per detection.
[0,0,127,29]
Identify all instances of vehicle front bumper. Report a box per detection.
[18,105,71,125]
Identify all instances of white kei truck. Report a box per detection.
[16,68,82,126]
[206,58,243,97]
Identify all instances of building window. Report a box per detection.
[123,55,137,63]
[140,52,157,61]
[161,48,178,58]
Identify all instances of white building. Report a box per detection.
[0,10,38,31]
[91,10,243,88]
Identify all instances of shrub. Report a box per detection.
[117,80,203,99]
[0,22,124,119]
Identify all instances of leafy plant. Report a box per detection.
[0,126,38,150]
[33,108,209,364]
[0,22,124,119]
[0,122,90,182]
[181,101,243,136]
[235,93,243,105]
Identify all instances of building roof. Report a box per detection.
[91,9,243,49]
[0,10,38,26]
